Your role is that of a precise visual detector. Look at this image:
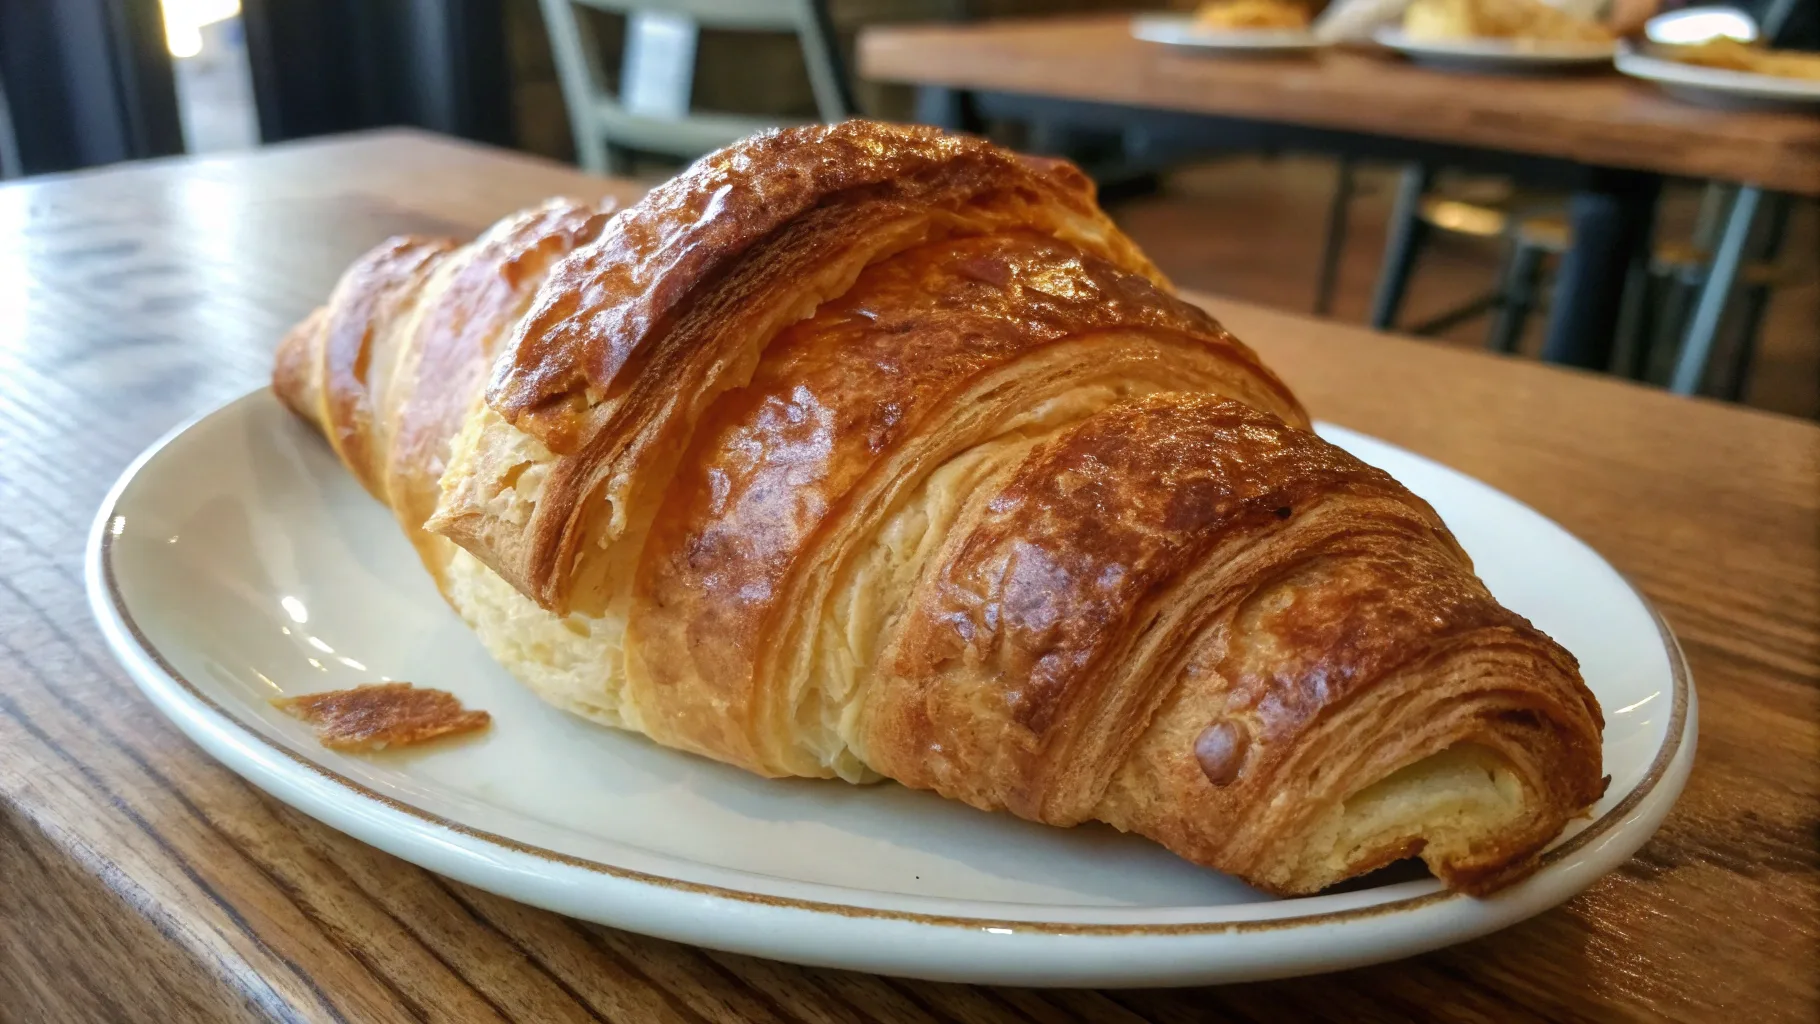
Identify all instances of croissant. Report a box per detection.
[273,120,1604,896]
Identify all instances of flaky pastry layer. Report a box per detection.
[274,121,1604,895]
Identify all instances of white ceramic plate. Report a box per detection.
[1616,43,1820,111]
[1374,28,1616,71]
[88,388,1695,987]
[1132,14,1323,55]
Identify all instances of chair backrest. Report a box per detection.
[539,0,854,175]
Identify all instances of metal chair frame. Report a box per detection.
[539,0,854,175]
[1366,0,1809,400]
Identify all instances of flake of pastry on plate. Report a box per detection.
[274,682,491,751]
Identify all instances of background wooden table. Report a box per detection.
[2,131,1815,1023]
[858,15,1820,196]
[859,14,1820,387]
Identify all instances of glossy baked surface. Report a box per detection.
[271,123,1604,897]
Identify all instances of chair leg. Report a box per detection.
[1670,186,1764,396]
[1406,292,1500,337]
[1313,157,1355,317]
[599,141,628,177]
[1369,163,1434,332]
[1618,269,1663,380]
[1486,240,1546,354]
[1720,285,1770,403]
[538,0,628,175]
[1715,193,1791,402]
[1643,269,1699,385]
[798,0,857,120]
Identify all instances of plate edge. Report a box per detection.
[85,386,1697,937]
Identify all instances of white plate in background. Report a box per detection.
[1132,14,1324,55]
[1616,42,1820,110]
[1374,28,1616,71]
[88,387,1695,987]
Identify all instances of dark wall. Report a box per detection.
[240,0,513,146]
[0,0,182,175]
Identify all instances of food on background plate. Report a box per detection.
[1402,0,1614,43]
[1656,37,1820,81]
[1312,0,1414,43]
[1195,0,1316,30]
[271,120,1605,896]
[274,682,491,751]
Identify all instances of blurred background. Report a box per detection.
[0,0,1812,418]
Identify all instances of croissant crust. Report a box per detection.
[274,120,1604,896]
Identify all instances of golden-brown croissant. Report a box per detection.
[274,120,1604,896]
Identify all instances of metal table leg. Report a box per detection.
[1540,171,1661,369]
[1669,186,1765,396]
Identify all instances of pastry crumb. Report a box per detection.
[273,682,490,752]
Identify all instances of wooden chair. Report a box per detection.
[538,0,855,175]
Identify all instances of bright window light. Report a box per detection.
[1646,6,1759,45]
[161,0,241,59]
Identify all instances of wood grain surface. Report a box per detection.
[857,15,1820,196]
[1,130,1815,1023]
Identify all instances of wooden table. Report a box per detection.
[858,15,1820,382]
[3,131,1816,1023]
[859,16,1820,195]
